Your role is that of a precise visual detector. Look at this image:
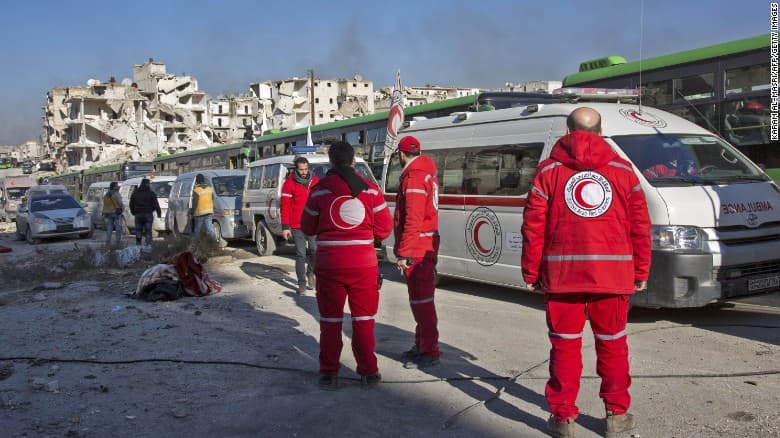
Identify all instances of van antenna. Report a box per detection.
[638,0,644,114]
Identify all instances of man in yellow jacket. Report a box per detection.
[191,174,216,239]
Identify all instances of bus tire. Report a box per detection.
[255,221,276,256]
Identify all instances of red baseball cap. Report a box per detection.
[398,136,421,153]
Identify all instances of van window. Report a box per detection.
[613,134,767,186]
[212,176,245,196]
[150,181,172,198]
[247,166,264,190]
[385,144,542,195]
[262,164,281,188]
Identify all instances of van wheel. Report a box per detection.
[255,221,276,256]
[25,227,39,245]
[213,221,228,248]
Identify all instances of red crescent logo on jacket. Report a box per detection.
[564,171,613,218]
[329,196,366,230]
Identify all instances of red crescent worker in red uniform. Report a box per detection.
[394,135,442,369]
[521,107,651,438]
[301,141,393,390]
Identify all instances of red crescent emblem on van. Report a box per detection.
[465,207,502,266]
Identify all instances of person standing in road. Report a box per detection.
[281,156,319,295]
[129,178,161,247]
[393,135,442,369]
[300,141,393,390]
[521,107,651,438]
[191,174,216,239]
[102,181,124,245]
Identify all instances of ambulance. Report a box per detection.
[382,88,780,308]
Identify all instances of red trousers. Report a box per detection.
[545,293,632,421]
[316,265,379,377]
[405,248,440,358]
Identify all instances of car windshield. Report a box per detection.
[30,195,81,212]
[610,134,768,186]
[304,162,378,183]
[150,181,173,198]
[212,176,245,196]
[7,187,28,200]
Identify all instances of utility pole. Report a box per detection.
[309,69,316,126]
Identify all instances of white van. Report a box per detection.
[382,90,780,308]
[168,169,249,246]
[84,181,113,229]
[119,175,176,235]
[242,149,376,255]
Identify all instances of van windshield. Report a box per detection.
[7,187,28,200]
[212,176,245,196]
[611,134,768,186]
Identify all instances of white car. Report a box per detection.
[15,192,92,244]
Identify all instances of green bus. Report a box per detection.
[153,95,480,178]
[562,34,775,178]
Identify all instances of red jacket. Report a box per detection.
[393,155,439,258]
[300,173,393,269]
[521,131,651,294]
[280,173,318,230]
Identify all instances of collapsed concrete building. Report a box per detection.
[44,60,216,171]
[251,75,374,132]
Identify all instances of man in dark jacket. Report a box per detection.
[129,178,162,246]
[521,107,651,438]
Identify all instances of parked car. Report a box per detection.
[119,175,176,236]
[242,151,376,255]
[168,169,249,247]
[15,191,92,244]
[84,181,113,229]
[0,175,36,222]
[21,160,34,175]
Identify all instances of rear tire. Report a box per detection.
[255,221,276,256]
[25,227,39,245]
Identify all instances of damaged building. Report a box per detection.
[253,75,374,132]
[44,60,218,171]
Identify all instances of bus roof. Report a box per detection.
[152,142,247,162]
[253,94,478,144]
[562,34,770,86]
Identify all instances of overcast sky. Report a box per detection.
[0,0,769,145]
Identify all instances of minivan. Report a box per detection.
[84,181,113,229]
[1,175,36,222]
[120,175,176,236]
[168,169,249,246]
[242,151,376,255]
